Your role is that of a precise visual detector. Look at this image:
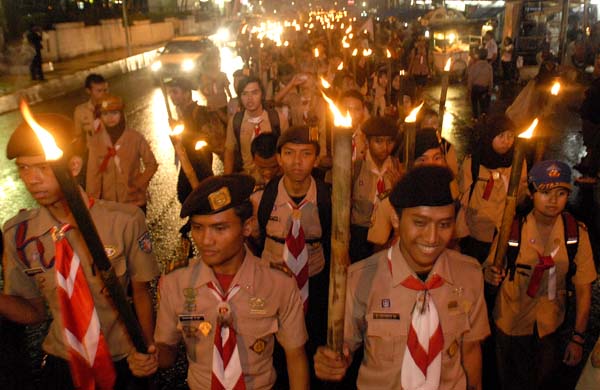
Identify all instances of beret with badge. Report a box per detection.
[181,174,255,217]
[276,125,320,155]
[7,113,77,160]
[362,116,398,138]
[390,165,457,210]
[528,160,572,192]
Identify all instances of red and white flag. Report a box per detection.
[283,201,309,312]
[53,224,116,390]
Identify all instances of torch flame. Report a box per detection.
[322,92,352,128]
[518,118,538,139]
[345,25,352,34]
[171,124,184,136]
[352,48,358,56]
[362,48,372,57]
[314,48,319,58]
[551,81,561,96]
[386,49,392,58]
[337,61,344,70]
[195,140,208,151]
[19,100,63,161]
[404,102,425,123]
[444,58,452,72]
[320,77,331,89]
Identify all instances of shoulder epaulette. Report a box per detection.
[253,183,265,193]
[3,208,38,231]
[165,257,190,275]
[269,261,294,278]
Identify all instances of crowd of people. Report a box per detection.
[1,11,600,390]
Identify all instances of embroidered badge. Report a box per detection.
[104,245,117,258]
[199,321,212,336]
[249,297,266,315]
[137,231,153,253]
[381,298,391,308]
[250,338,267,354]
[447,340,459,358]
[208,187,231,211]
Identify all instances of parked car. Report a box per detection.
[150,36,218,83]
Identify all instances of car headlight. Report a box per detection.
[182,59,195,72]
[151,61,162,72]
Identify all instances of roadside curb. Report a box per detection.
[0,48,160,115]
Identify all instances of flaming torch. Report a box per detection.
[170,124,200,190]
[337,61,344,71]
[322,92,353,354]
[438,57,452,130]
[404,102,425,170]
[535,81,560,162]
[320,77,331,90]
[19,100,148,353]
[493,118,538,269]
[386,48,392,104]
[352,48,358,85]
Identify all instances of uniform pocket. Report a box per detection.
[366,314,405,361]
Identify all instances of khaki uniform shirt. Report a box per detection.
[154,252,307,390]
[345,245,490,389]
[488,213,597,337]
[73,100,101,145]
[351,152,401,227]
[2,200,159,360]
[225,110,288,178]
[260,178,325,276]
[86,128,158,206]
[456,157,527,242]
[367,197,395,245]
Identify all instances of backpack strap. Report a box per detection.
[562,212,579,288]
[256,176,282,255]
[266,108,281,138]
[506,216,523,281]
[468,153,481,202]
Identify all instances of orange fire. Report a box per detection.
[386,49,392,58]
[404,102,425,123]
[195,140,208,151]
[320,77,331,89]
[19,100,63,160]
[551,81,561,96]
[352,48,358,56]
[444,58,452,72]
[322,92,352,128]
[337,61,344,71]
[518,118,538,139]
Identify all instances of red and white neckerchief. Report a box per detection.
[388,248,444,390]
[247,116,263,140]
[207,281,245,390]
[93,118,102,134]
[369,154,392,205]
[527,246,559,299]
[53,224,116,390]
[283,200,310,313]
[97,144,121,174]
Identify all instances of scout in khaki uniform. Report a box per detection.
[341,89,369,162]
[73,73,109,150]
[127,174,309,390]
[315,166,490,390]
[350,116,402,262]
[256,126,331,387]
[86,95,158,212]
[485,160,597,390]
[0,114,159,389]
[456,114,528,263]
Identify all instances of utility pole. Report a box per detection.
[122,0,132,57]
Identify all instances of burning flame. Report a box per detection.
[444,58,452,72]
[518,118,538,139]
[171,124,184,136]
[19,100,63,161]
[320,77,331,89]
[352,48,358,56]
[322,92,352,128]
[195,140,208,151]
[337,61,344,70]
[404,102,425,123]
[342,38,350,49]
[362,48,372,57]
[386,49,392,58]
[345,25,352,34]
[314,48,319,58]
[551,81,561,96]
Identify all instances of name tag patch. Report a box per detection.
[373,312,400,320]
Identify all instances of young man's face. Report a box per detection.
[532,187,569,220]
[254,154,281,183]
[16,155,63,207]
[167,86,191,107]
[368,136,395,164]
[87,82,109,104]
[492,130,515,155]
[342,96,365,127]
[100,110,122,128]
[190,208,250,270]
[277,143,318,183]
[414,147,445,167]
[240,82,263,112]
[397,204,455,273]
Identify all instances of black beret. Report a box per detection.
[390,165,455,209]
[7,113,76,160]
[276,126,320,155]
[165,77,194,91]
[180,174,255,217]
[362,116,398,138]
[415,128,441,158]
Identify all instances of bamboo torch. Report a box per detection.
[19,100,148,353]
[438,58,452,130]
[322,92,353,353]
[493,118,538,269]
[404,102,424,170]
[386,48,392,104]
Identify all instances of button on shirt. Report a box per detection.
[155,252,307,390]
[344,245,490,389]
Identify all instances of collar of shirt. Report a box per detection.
[25,198,96,240]
[244,110,267,125]
[194,248,257,296]
[365,150,393,177]
[524,212,563,256]
[278,176,317,206]
[388,243,455,288]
